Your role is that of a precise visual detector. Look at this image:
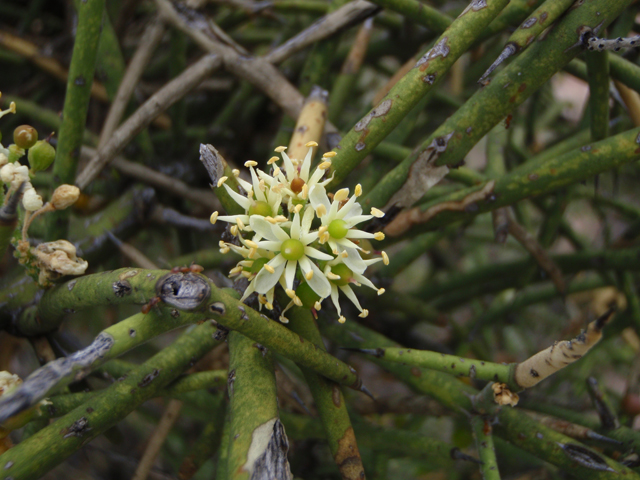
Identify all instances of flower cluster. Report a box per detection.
[210,141,389,323]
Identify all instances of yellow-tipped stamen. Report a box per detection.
[273,167,281,177]
[294,204,303,214]
[248,248,257,259]
[323,151,337,158]
[293,296,303,307]
[258,295,267,304]
[279,316,289,323]
[318,161,332,170]
[232,169,240,177]
[230,225,239,236]
[305,141,318,148]
[258,179,266,191]
[266,216,277,224]
[266,302,274,310]
[210,211,219,224]
[268,156,279,165]
[371,207,384,218]
[237,218,246,230]
[244,160,258,167]
[381,251,389,265]
[316,204,327,217]
[219,240,226,248]
[244,239,257,248]
[314,301,322,310]
[286,288,296,299]
[241,270,252,278]
[229,266,243,275]
[338,316,346,324]
[305,270,313,281]
[0,102,16,118]
[374,232,385,241]
[274,215,288,223]
[217,176,228,188]
[354,184,362,197]
[359,309,369,318]
[377,288,385,295]
[220,247,230,254]
[326,272,341,281]
[301,184,309,199]
[275,146,287,152]
[334,188,349,202]
[264,264,275,274]
[319,225,328,234]
[341,251,349,258]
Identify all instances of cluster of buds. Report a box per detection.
[210,141,389,323]
[0,93,86,286]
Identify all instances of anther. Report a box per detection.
[217,176,228,188]
[377,288,385,296]
[323,151,337,158]
[305,270,313,280]
[244,160,258,167]
[264,264,275,274]
[268,156,279,164]
[381,251,389,265]
[338,316,346,324]
[305,141,318,147]
[275,146,287,152]
[210,211,219,224]
[374,232,385,241]
[371,207,384,218]
[354,184,362,197]
[318,161,332,170]
[334,188,349,202]
[359,309,369,318]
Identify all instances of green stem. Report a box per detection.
[226,331,282,480]
[46,0,105,241]
[0,321,222,480]
[365,0,452,32]
[362,0,631,210]
[286,304,365,479]
[471,415,501,480]
[327,0,510,190]
[585,49,610,142]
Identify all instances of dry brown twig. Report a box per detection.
[76,54,222,190]
[99,17,167,148]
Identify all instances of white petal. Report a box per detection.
[223,183,251,211]
[299,257,331,298]
[254,255,286,293]
[335,238,363,251]
[281,151,295,179]
[250,168,266,203]
[271,223,291,242]
[300,147,313,181]
[345,230,376,239]
[285,260,297,290]
[302,205,315,234]
[304,246,334,261]
[345,214,373,227]
[256,241,283,252]
[236,176,253,193]
[309,185,331,213]
[352,272,377,290]
[300,231,319,246]
[250,216,281,241]
[290,212,301,239]
[341,247,367,274]
[336,195,360,220]
[330,284,342,316]
[339,284,363,312]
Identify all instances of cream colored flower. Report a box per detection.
[22,187,43,211]
[309,184,384,274]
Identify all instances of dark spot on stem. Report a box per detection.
[74,76,86,86]
[112,280,132,297]
[209,302,225,315]
[138,369,161,387]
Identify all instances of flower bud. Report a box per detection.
[27,140,56,172]
[51,184,80,210]
[0,163,15,183]
[22,187,43,211]
[13,125,38,150]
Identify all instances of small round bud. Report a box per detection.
[290,177,305,194]
[13,125,38,149]
[22,187,43,211]
[328,219,349,239]
[28,140,56,172]
[281,239,305,261]
[51,184,80,210]
[248,201,272,217]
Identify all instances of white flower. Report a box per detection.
[245,207,333,303]
[210,162,283,237]
[309,184,385,274]
[0,163,29,189]
[22,187,43,211]
[0,152,7,167]
[324,256,385,323]
[258,143,333,210]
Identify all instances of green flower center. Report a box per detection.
[248,201,272,217]
[281,239,305,261]
[330,263,352,286]
[328,219,349,239]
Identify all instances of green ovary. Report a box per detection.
[296,281,321,308]
[249,201,272,217]
[328,219,349,239]
[330,263,352,286]
[248,257,269,274]
[281,239,305,261]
